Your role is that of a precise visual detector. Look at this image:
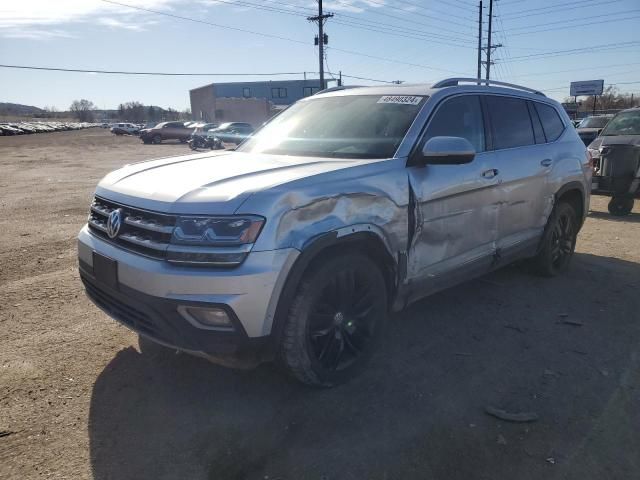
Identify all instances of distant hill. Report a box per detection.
[0,102,44,116]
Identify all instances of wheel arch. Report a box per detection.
[270,228,398,345]
[555,181,586,228]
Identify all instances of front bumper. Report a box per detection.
[78,225,299,353]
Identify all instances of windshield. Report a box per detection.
[579,116,611,129]
[238,94,426,159]
[601,110,640,136]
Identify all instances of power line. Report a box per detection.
[0,63,399,84]
[363,0,477,23]
[507,41,640,62]
[0,64,311,76]
[99,0,309,45]
[508,62,640,79]
[331,19,474,48]
[503,8,640,31]
[503,0,620,18]
[331,17,475,44]
[505,0,620,20]
[330,0,476,33]
[98,0,462,75]
[205,0,474,46]
[506,13,640,36]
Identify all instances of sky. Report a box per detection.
[0,0,638,110]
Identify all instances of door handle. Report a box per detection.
[540,158,553,167]
[482,168,499,179]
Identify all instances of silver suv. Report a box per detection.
[78,78,591,386]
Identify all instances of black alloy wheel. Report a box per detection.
[307,267,377,372]
[550,208,575,270]
[278,253,387,386]
[531,201,577,276]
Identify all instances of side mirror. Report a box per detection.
[420,136,476,165]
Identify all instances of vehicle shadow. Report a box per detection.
[588,209,640,223]
[89,252,640,480]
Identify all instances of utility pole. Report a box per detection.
[486,0,493,80]
[307,0,333,90]
[477,1,483,80]
[483,0,502,80]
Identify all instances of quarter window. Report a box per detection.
[242,87,251,98]
[527,101,546,144]
[486,96,535,149]
[423,95,485,152]
[534,102,565,142]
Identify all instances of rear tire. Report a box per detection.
[277,252,387,387]
[531,201,578,277]
[608,197,634,216]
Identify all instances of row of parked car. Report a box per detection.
[108,120,255,146]
[0,121,97,136]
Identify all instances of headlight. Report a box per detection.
[172,215,264,245]
[167,215,264,266]
[588,147,600,158]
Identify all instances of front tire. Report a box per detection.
[608,197,634,216]
[531,201,578,276]
[277,252,387,387]
[152,134,162,144]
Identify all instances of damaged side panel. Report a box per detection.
[238,158,410,269]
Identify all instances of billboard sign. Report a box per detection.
[570,80,604,97]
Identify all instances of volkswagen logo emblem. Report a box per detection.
[106,209,123,239]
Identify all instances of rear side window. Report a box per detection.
[486,96,534,149]
[424,95,485,152]
[534,103,565,142]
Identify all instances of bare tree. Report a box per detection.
[118,101,146,122]
[70,99,97,122]
[43,106,58,118]
[565,86,640,113]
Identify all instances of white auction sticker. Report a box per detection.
[377,95,423,105]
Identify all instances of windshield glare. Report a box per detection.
[579,117,611,128]
[601,111,640,136]
[238,94,426,159]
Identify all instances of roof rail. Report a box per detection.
[314,85,362,95]
[432,78,545,96]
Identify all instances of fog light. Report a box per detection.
[178,305,233,330]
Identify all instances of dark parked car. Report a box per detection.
[207,122,254,145]
[576,115,613,146]
[589,108,640,215]
[139,121,195,144]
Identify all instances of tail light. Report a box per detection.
[586,149,594,170]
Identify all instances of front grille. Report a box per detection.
[88,196,176,259]
[83,278,164,341]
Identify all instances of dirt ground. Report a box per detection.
[1,128,639,480]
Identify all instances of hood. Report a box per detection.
[96,150,374,214]
[588,134,640,150]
